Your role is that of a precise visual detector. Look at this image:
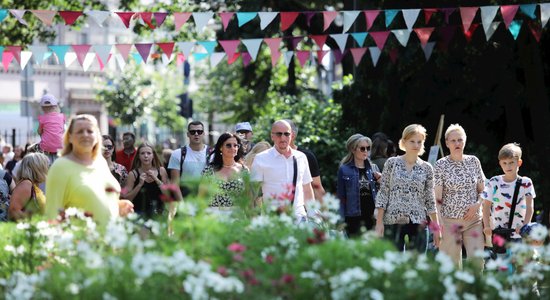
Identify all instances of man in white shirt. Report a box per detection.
[251,120,315,222]
[167,121,210,198]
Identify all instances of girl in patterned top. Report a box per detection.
[434,124,486,270]
[201,133,248,209]
[375,124,440,251]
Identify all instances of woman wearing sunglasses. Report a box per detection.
[201,132,248,212]
[375,124,440,252]
[337,134,381,237]
[102,135,128,187]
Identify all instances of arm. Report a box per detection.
[311,176,325,202]
[8,180,33,220]
[160,167,169,185]
[123,171,144,201]
[375,208,385,237]
[521,195,534,232]
[482,199,493,238]
[45,162,68,220]
[303,182,314,203]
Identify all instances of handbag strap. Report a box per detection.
[291,156,298,203]
[507,177,522,229]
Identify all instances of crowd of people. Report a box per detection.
[0,93,542,270]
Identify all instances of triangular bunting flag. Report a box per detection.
[0,10,8,23]
[508,20,522,40]
[350,48,367,66]
[500,5,519,29]
[29,45,49,64]
[368,47,381,67]
[82,53,96,72]
[193,12,214,33]
[0,46,3,59]
[438,25,457,50]
[6,46,21,64]
[177,42,195,59]
[134,43,152,63]
[85,10,111,27]
[219,40,240,57]
[264,38,282,66]
[280,12,299,31]
[402,9,421,30]
[283,51,294,67]
[385,10,399,28]
[196,41,217,54]
[316,50,329,64]
[116,44,132,60]
[310,35,328,49]
[296,51,310,67]
[364,10,380,30]
[49,45,70,64]
[541,3,550,28]
[527,21,542,42]
[303,12,315,27]
[227,53,240,65]
[289,36,303,50]
[115,12,134,28]
[115,54,126,70]
[98,53,111,70]
[160,53,173,67]
[131,53,143,65]
[154,12,168,27]
[441,8,456,24]
[236,12,257,27]
[241,39,262,61]
[9,10,28,25]
[391,29,411,47]
[210,52,225,68]
[330,34,349,52]
[64,52,77,68]
[484,22,500,41]
[343,10,360,33]
[422,42,436,61]
[3,52,14,71]
[258,12,278,30]
[464,23,480,42]
[333,49,345,64]
[59,11,83,25]
[413,27,434,47]
[157,42,175,58]
[350,32,368,47]
[93,45,112,65]
[31,10,56,26]
[192,53,208,62]
[424,8,437,24]
[459,7,478,34]
[174,12,192,31]
[72,44,91,66]
[480,6,499,34]
[219,12,234,31]
[323,11,338,31]
[140,12,155,29]
[370,31,390,50]
[519,4,537,19]
[242,52,252,67]
[176,53,185,66]
[20,51,32,70]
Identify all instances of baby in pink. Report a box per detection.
[37,94,65,161]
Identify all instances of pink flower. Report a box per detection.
[217,266,228,277]
[427,221,441,233]
[233,254,244,262]
[160,183,180,202]
[493,234,506,247]
[241,268,255,279]
[265,255,274,264]
[280,274,294,284]
[227,242,247,253]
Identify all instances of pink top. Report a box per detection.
[38,112,65,152]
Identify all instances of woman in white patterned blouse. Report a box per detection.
[434,124,485,270]
[375,124,440,252]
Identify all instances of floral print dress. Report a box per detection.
[202,165,246,207]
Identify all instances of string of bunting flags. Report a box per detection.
[0,4,549,72]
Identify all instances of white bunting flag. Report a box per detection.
[369,47,381,67]
[86,10,111,27]
[391,29,412,47]
[258,12,278,30]
[283,51,294,67]
[342,10,360,33]
[193,12,214,33]
[330,34,349,52]
[480,6,499,34]
[402,9,421,30]
[242,39,263,61]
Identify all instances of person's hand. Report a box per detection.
[139,172,147,185]
[374,172,382,183]
[375,222,384,237]
[118,200,134,217]
[463,202,481,221]
[483,227,492,238]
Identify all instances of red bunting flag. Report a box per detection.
[459,7,478,34]
[389,48,399,63]
[309,35,328,49]
[154,12,168,27]
[140,12,155,29]
[219,40,240,57]
[6,46,21,64]
[350,48,367,66]
[316,50,329,64]
[500,5,519,29]
[115,12,135,28]
[72,44,91,66]
[527,21,542,42]
[59,11,83,25]
[464,23,480,42]
[413,27,434,47]
[369,31,390,50]
[219,12,235,31]
[3,52,14,71]
[157,42,175,58]
[174,12,192,31]
[280,12,300,31]
[241,52,252,66]
[264,38,282,66]
[227,53,240,65]
[364,10,380,30]
[296,51,310,67]
[424,8,437,24]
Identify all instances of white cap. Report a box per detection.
[235,122,252,132]
[40,94,58,106]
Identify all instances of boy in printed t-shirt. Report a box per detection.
[37,94,65,164]
[482,143,535,253]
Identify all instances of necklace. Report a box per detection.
[223,163,236,168]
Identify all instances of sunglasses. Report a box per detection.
[189,130,204,135]
[272,132,291,137]
[224,143,241,149]
[358,146,371,152]
[236,130,251,134]
[104,145,114,150]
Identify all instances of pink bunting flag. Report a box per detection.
[154,12,168,27]
[140,12,155,29]
[527,21,542,42]
[413,27,434,47]
[464,23,479,43]
[333,49,345,64]
[115,12,135,28]
[323,11,338,31]
[289,36,303,50]
[6,46,21,64]
[2,52,14,71]
[369,31,390,50]
[31,10,56,26]
[97,53,112,71]
[116,44,132,60]
[424,8,437,24]
[72,44,91,66]
[438,25,457,51]
[389,48,399,63]
[296,51,310,67]
[242,52,252,67]
[59,11,83,25]
[309,35,328,49]
[350,48,367,66]
[441,8,456,24]
[280,12,300,31]
[303,12,316,27]
[363,10,380,30]
[264,38,282,67]
[135,43,153,63]
[176,53,186,66]
[174,12,192,31]
[459,7,478,34]
[157,42,175,58]
[219,40,240,57]
[500,5,519,29]
[316,50,329,64]
[219,12,235,31]
[227,53,240,65]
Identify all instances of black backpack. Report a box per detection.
[178,145,212,176]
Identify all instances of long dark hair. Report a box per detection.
[210,132,244,171]
[102,135,116,161]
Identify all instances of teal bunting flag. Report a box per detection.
[519,4,537,19]
[508,20,523,40]
[131,52,142,65]
[196,41,217,54]
[49,45,70,64]
[0,9,7,22]
[350,32,368,47]
[193,52,208,62]
[385,10,399,28]
[236,12,257,27]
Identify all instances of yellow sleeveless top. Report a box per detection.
[24,184,46,215]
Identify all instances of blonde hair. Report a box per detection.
[444,123,467,141]
[17,153,50,184]
[498,143,522,160]
[131,142,162,170]
[340,134,372,165]
[399,124,427,156]
[244,141,271,169]
[61,114,102,159]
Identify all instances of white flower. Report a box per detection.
[370,289,384,300]
[436,252,454,274]
[16,222,30,230]
[249,215,271,229]
[329,267,369,300]
[103,292,118,300]
[463,293,477,300]
[370,257,394,273]
[179,202,197,216]
[530,225,548,241]
[66,283,80,295]
[442,276,458,300]
[454,271,474,284]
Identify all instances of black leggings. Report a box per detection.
[385,223,428,252]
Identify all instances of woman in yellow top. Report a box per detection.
[8,153,50,220]
[45,114,134,226]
